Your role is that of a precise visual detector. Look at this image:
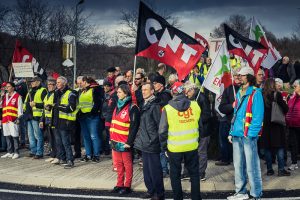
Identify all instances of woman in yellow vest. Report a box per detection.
[78,76,103,163]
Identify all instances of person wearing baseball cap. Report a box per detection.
[159,81,202,200]
[227,66,264,200]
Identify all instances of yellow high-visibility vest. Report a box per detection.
[78,88,93,113]
[230,58,241,69]
[43,93,54,118]
[24,87,47,117]
[164,101,201,153]
[59,90,77,121]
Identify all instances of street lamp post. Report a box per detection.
[73,0,84,88]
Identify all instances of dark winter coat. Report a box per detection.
[101,90,117,127]
[155,89,172,107]
[134,97,162,153]
[260,91,288,149]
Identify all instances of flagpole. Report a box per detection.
[132,55,137,88]
[230,67,237,99]
[9,41,17,82]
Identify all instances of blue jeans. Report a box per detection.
[219,121,232,162]
[27,120,44,156]
[160,152,169,174]
[265,148,285,171]
[55,129,73,161]
[232,136,262,198]
[80,115,101,157]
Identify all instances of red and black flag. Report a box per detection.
[135,2,205,80]
[224,24,267,73]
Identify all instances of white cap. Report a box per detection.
[238,67,254,76]
[275,78,283,85]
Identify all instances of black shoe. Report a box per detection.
[267,169,274,176]
[119,187,131,195]
[59,160,67,165]
[141,192,152,199]
[33,155,43,159]
[111,186,122,193]
[64,160,74,169]
[80,155,91,162]
[200,173,206,181]
[27,153,35,157]
[278,169,291,176]
[92,156,100,163]
[215,161,230,166]
[181,174,190,180]
[73,153,81,159]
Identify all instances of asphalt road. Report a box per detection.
[0,182,300,200]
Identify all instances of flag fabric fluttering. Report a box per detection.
[135,2,206,80]
[224,24,268,73]
[194,32,209,50]
[12,40,47,80]
[202,41,232,117]
[249,17,281,69]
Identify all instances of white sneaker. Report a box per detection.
[45,157,55,162]
[227,193,249,200]
[51,158,60,164]
[1,153,13,158]
[288,164,299,171]
[12,154,20,159]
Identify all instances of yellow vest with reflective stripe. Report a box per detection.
[188,74,201,88]
[24,87,47,117]
[44,93,54,118]
[59,90,77,121]
[230,58,241,69]
[164,101,201,153]
[78,88,93,113]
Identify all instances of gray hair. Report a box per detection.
[294,79,300,86]
[77,76,83,81]
[168,73,178,81]
[57,76,68,84]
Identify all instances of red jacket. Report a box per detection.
[2,92,20,124]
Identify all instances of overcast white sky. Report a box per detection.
[3,0,300,39]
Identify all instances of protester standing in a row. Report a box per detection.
[159,81,202,200]
[1,82,23,159]
[134,82,164,200]
[110,84,140,195]
[23,77,47,159]
[227,67,264,200]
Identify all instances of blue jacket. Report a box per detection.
[230,86,264,138]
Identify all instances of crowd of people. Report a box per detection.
[0,54,300,200]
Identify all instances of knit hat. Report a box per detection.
[153,75,166,86]
[171,81,184,94]
[106,67,116,73]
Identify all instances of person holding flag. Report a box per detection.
[227,66,264,200]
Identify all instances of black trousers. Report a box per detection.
[45,126,56,158]
[289,127,300,164]
[73,120,81,156]
[168,149,201,200]
[142,151,165,198]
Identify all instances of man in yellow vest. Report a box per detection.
[52,76,78,169]
[229,53,241,70]
[23,76,47,159]
[39,78,56,163]
[159,81,202,200]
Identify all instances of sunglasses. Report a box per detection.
[135,78,142,80]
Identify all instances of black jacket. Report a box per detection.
[52,86,77,131]
[23,85,47,121]
[218,85,240,124]
[134,97,162,153]
[155,88,172,107]
[101,89,117,125]
[190,89,212,138]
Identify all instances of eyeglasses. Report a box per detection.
[48,83,55,86]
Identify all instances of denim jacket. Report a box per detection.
[230,86,264,137]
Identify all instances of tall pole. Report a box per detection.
[73,0,84,89]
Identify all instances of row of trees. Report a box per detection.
[0,1,299,82]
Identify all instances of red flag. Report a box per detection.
[135,2,205,80]
[13,40,47,80]
[194,32,209,49]
[51,72,60,80]
[224,24,267,74]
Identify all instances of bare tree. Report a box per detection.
[211,15,251,38]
